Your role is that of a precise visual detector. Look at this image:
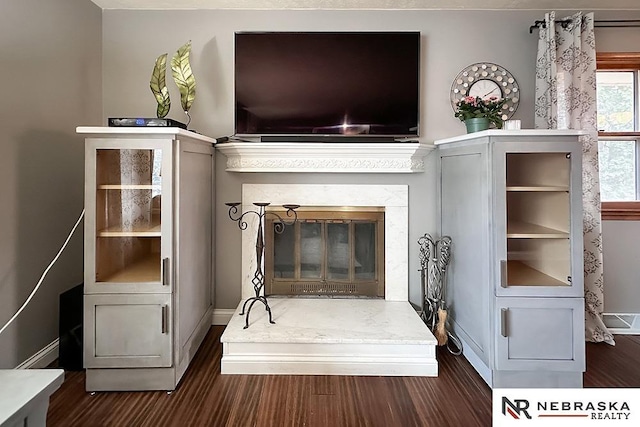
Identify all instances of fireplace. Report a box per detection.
[220,147,436,378]
[241,184,408,301]
[265,207,385,297]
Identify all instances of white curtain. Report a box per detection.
[535,11,614,345]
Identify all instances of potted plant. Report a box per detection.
[454,95,507,133]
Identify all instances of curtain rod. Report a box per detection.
[529,19,640,34]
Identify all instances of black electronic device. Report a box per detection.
[59,283,83,371]
[108,117,187,129]
[234,31,420,139]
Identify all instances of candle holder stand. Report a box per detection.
[225,202,300,329]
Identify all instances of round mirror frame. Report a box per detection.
[450,62,520,121]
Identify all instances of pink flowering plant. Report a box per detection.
[454,95,507,129]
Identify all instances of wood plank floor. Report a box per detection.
[46,326,640,427]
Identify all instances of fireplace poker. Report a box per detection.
[418,233,462,355]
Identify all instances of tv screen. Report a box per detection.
[234,32,420,140]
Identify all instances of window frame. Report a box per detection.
[597,52,640,220]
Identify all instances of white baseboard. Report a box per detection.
[16,339,59,369]
[603,313,640,335]
[212,309,235,325]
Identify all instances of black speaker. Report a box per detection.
[58,283,83,371]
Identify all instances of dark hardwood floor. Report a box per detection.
[46,326,640,426]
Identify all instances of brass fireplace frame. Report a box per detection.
[265,207,385,297]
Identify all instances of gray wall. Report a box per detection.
[602,221,640,313]
[102,9,543,141]
[0,0,102,368]
[102,9,544,309]
[100,9,640,313]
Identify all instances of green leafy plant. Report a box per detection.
[454,95,507,129]
[150,53,171,119]
[171,40,196,123]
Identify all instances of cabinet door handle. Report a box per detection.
[500,308,508,337]
[161,305,168,334]
[162,257,170,286]
[500,260,507,288]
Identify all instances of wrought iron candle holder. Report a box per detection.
[226,202,300,329]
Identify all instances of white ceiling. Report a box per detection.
[89,0,640,10]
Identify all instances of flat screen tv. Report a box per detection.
[234,31,420,141]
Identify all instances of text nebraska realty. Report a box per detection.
[504,397,631,420]
[538,401,631,420]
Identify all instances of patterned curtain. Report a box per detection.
[534,11,614,345]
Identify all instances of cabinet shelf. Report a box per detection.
[506,260,569,287]
[97,218,161,237]
[506,221,569,239]
[98,255,160,283]
[506,185,569,192]
[98,184,161,190]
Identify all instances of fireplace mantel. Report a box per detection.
[216,141,434,173]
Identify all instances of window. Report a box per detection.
[596,53,640,220]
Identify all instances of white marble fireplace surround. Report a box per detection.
[221,182,437,377]
[240,183,409,301]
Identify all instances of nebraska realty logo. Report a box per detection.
[503,396,630,420]
[502,397,532,419]
[493,389,637,426]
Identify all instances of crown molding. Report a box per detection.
[90,0,640,10]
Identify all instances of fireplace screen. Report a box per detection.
[265,208,384,297]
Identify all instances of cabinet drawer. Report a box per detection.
[495,297,585,371]
[84,294,172,369]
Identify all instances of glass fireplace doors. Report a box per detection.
[265,208,384,297]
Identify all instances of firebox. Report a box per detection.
[265,207,384,297]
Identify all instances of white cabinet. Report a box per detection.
[435,130,585,388]
[79,127,215,391]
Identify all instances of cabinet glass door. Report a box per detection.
[95,148,164,285]
[499,150,582,296]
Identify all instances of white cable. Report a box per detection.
[0,209,85,337]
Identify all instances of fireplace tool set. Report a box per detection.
[225,202,300,329]
[418,233,462,355]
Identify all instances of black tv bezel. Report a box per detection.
[233,31,421,141]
